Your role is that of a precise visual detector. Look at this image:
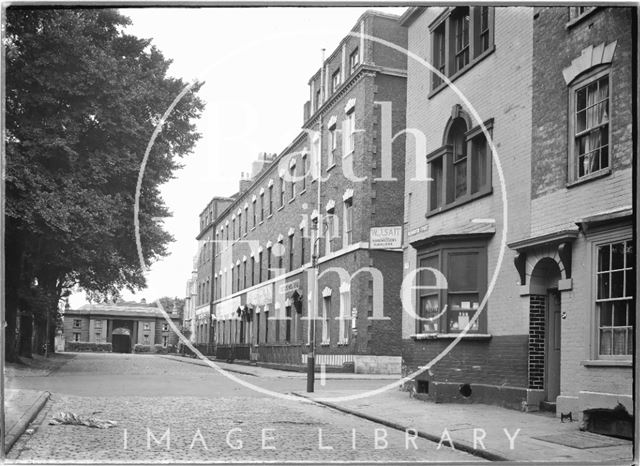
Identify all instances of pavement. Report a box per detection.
[162,353,400,379]
[142,353,633,463]
[3,389,50,453]
[294,388,634,463]
[3,354,73,454]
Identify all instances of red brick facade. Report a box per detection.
[195,11,408,373]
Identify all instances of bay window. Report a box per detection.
[415,241,488,334]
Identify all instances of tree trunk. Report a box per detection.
[5,291,19,363]
[18,313,33,358]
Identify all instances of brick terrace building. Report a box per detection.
[63,302,181,353]
[400,6,536,406]
[183,260,198,344]
[202,10,408,373]
[519,6,633,437]
[400,5,634,438]
[193,196,234,354]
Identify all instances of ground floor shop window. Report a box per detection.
[596,238,633,357]
[415,240,488,334]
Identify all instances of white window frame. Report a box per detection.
[321,287,332,345]
[346,111,356,154]
[568,67,612,184]
[337,282,351,345]
[343,199,353,246]
[590,227,633,360]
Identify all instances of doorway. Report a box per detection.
[545,289,561,402]
[112,327,132,353]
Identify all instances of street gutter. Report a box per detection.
[292,392,508,462]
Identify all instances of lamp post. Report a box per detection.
[307,48,326,393]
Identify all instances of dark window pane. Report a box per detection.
[430,159,442,210]
[599,302,612,326]
[597,273,609,300]
[576,87,586,111]
[611,242,625,270]
[626,268,634,299]
[611,271,624,298]
[598,244,610,271]
[419,255,440,288]
[613,301,628,326]
[448,252,478,291]
[471,136,487,193]
[454,160,467,198]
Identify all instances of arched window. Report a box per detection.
[426,105,492,213]
[446,117,468,201]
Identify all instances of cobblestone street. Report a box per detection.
[6,353,480,463]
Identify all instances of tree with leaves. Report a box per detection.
[5,8,204,361]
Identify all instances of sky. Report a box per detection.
[70,6,408,307]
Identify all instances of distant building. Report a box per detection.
[62,302,181,353]
[194,196,235,354]
[183,259,198,344]
[200,10,409,373]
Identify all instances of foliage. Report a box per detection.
[65,341,113,352]
[157,296,185,316]
[134,344,152,353]
[4,8,204,360]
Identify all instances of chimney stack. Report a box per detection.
[239,172,252,194]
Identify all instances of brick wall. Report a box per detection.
[531,6,634,414]
[402,335,529,388]
[205,16,408,366]
[531,7,634,200]
[528,295,545,389]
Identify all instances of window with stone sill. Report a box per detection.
[343,199,353,246]
[322,294,331,344]
[346,110,356,154]
[596,239,633,358]
[279,175,285,207]
[569,68,610,183]
[427,111,492,214]
[329,127,338,166]
[302,154,308,191]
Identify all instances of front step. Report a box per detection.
[540,401,557,413]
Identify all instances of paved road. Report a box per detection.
[7,353,481,462]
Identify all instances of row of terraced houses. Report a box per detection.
[182,7,635,438]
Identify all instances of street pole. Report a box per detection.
[307,48,325,393]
